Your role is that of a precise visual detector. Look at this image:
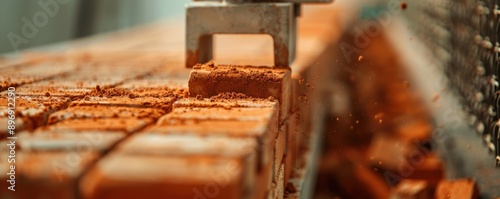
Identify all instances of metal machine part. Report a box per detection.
[185,0,332,68]
[406,0,500,167]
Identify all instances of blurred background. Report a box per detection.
[0,0,189,54]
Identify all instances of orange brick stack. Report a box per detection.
[0,3,343,199]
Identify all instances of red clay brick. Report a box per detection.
[0,96,72,133]
[406,154,444,185]
[117,80,189,98]
[13,84,91,97]
[285,115,298,185]
[148,120,274,167]
[173,97,277,109]
[118,78,187,90]
[391,180,432,199]
[15,63,156,92]
[48,106,167,124]
[290,74,312,158]
[0,151,98,199]
[44,118,153,134]
[367,134,415,172]
[155,102,278,161]
[115,133,257,158]
[0,117,32,138]
[79,154,252,199]
[0,61,78,90]
[274,125,287,184]
[70,96,175,111]
[17,130,125,152]
[167,106,277,121]
[272,163,285,199]
[188,63,292,124]
[150,99,284,199]
[435,179,479,199]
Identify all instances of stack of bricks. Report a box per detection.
[0,3,343,199]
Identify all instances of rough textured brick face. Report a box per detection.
[70,96,175,110]
[117,77,189,97]
[272,163,285,199]
[188,63,291,124]
[48,106,167,124]
[0,96,72,134]
[0,61,78,90]
[274,125,287,184]
[118,79,187,89]
[45,118,153,134]
[173,98,277,109]
[13,84,92,97]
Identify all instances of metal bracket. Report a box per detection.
[185,0,333,68]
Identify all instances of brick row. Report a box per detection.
[185,62,298,198]
[78,97,281,199]
[0,96,72,136]
[0,60,78,91]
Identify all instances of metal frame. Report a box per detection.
[186,2,295,67]
[185,0,332,68]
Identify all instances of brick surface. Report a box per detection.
[168,106,277,121]
[149,118,277,171]
[117,84,188,98]
[274,125,287,184]
[117,77,188,94]
[188,63,292,124]
[435,179,479,199]
[45,118,153,134]
[70,96,175,110]
[115,133,257,157]
[0,61,78,91]
[272,163,285,199]
[0,151,98,199]
[391,180,432,199]
[80,154,251,199]
[286,114,298,184]
[17,130,125,152]
[48,106,166,124]
[173,97,277,109]
[0,96,72,134]
[367,134,415,172]
[13,84,92,97]
[144,99,280,198]
[405,154,444,185]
